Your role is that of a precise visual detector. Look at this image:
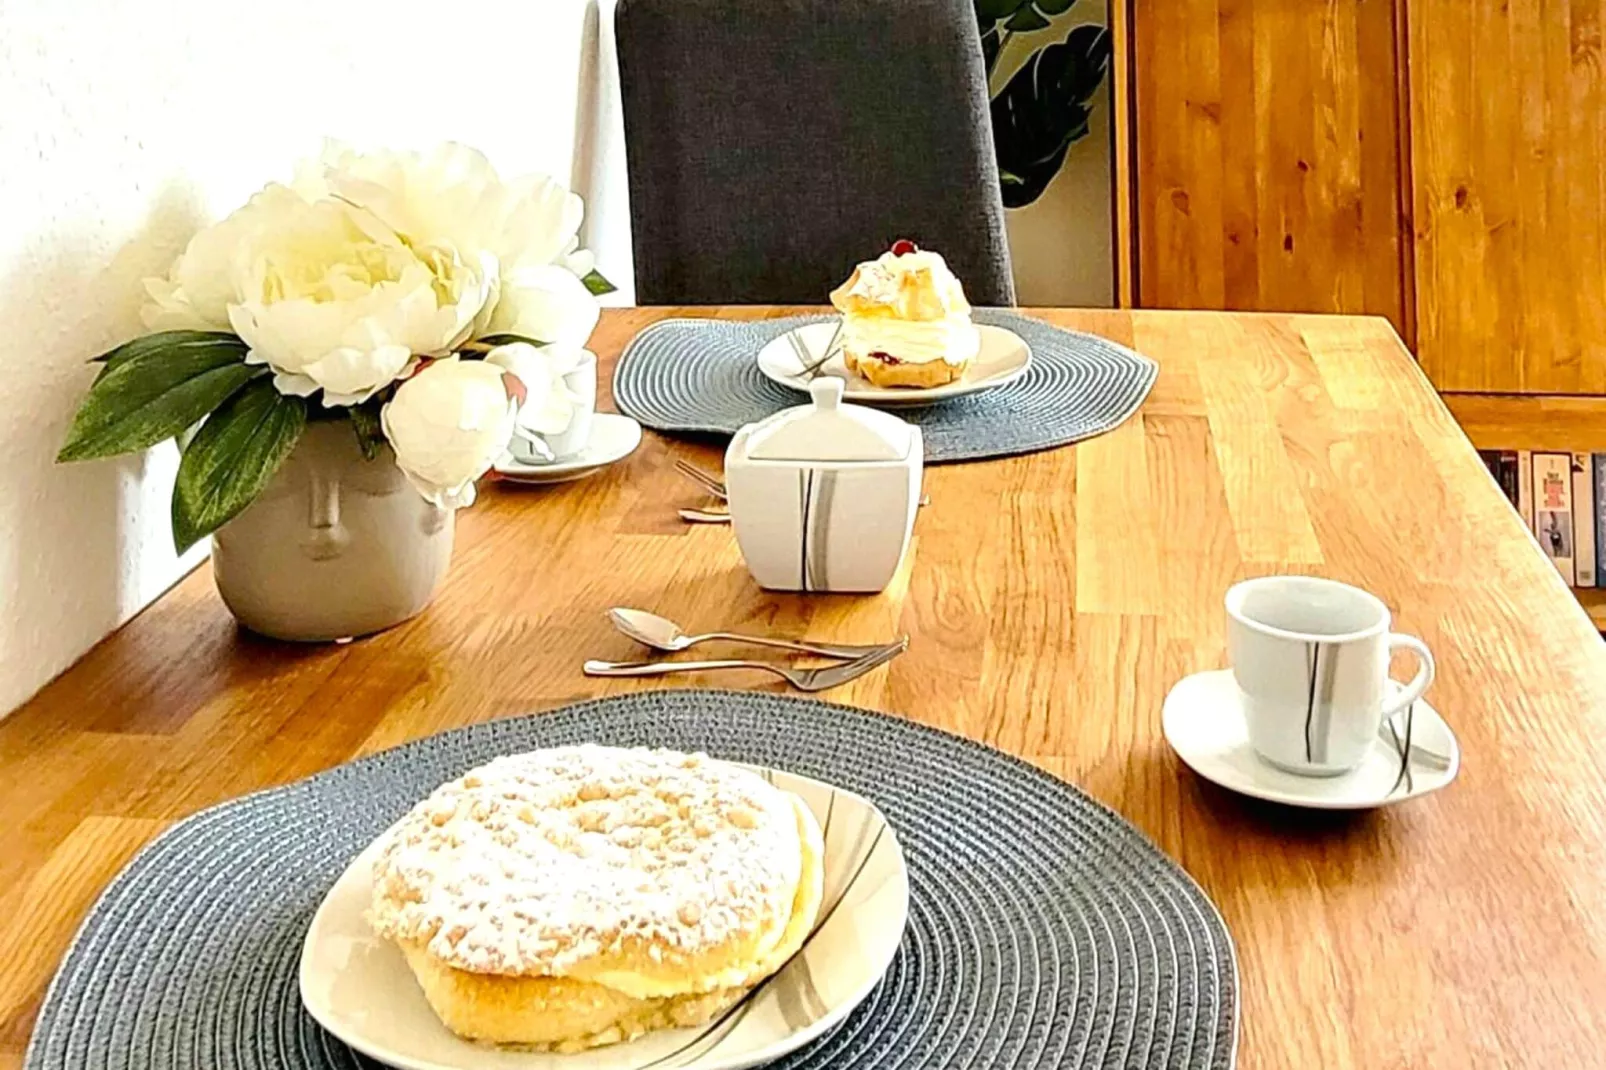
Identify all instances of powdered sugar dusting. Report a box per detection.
[368,745,800,977]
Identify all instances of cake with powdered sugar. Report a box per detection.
[368,744,825,1051]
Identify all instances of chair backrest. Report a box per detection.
[616,0,1015,307]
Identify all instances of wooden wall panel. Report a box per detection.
[1131,0,1413,341]
[1410,0,1606,394]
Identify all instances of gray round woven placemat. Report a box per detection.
[612,311,1158,463]
[26,690,1236,1070]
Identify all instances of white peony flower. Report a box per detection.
[487,264,601,349]
[142,183,497,407]
[143,192,270,331]
[304,142,601,348]
[380,357,518,509]
[486,341,587,436]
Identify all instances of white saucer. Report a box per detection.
[299,764,908,1070]
[494,413,642,484]
[1161,669,1460,809]
[756,321,1032,406]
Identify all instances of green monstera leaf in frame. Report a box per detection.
[975,0,1111,209]
[990,24,1112,209]
[978,0,1079,38]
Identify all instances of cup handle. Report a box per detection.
[1380,633,1435,718]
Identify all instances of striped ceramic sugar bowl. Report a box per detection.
[724,378,921,594]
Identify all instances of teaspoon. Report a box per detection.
[609,607,893,660]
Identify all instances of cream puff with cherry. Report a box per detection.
[828,240,981,388]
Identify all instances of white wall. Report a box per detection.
[0,0,629,716]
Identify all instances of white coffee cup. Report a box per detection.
[508,351,597,464]
[1225,576,1434,777]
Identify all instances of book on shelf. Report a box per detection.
[1575,454,1597,588]
[1480,449,1522,512]
[1476,446,1606,590]
[1518,449,1534,531]
[1596,456,1606,590]
[1533,452,1575,584]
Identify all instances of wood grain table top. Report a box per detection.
[4,308,1605,1069]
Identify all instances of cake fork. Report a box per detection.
[673,458,728,500]
[786,320,843,380]
[583,637,908,692]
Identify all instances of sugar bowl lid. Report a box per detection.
[742,378,916,462]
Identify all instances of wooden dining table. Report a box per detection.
[3,307,1605,1069]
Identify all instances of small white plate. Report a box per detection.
[299,764,909,1070]
[756,321,1032,406]
[494,413,642,484]
[1161,669,1460,810]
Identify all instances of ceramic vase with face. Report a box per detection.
[211,420,454,641]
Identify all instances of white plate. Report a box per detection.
[756,321,1031,406]
[494,414,642,484]
[1161,669,1460,810]
[298,764,909,1070]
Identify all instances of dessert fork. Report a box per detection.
[673,458,728,500]
[787,320,844,380]
[583,637,908,692]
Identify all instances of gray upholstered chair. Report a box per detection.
[616,0,1015,306]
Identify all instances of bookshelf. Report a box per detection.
[1443,394,1606,631]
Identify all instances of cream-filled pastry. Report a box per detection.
[829,240,982,388]
[368,745,825,1051]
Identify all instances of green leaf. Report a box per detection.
[1036,0,1079,15]
[988,24,1112,207]
[59,334,260,462]
[581,269,617,297]
[1004,6,1051,31]
[475,333,550,349]
[350,400,386,461]
[92,329,240,364]
[171,380,306,552]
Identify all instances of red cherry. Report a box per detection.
[890,239,918,256]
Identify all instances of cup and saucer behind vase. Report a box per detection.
[494,349,643,484]
[1163,576,1461,810]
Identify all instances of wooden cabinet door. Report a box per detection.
[1410,0,1606,394]
[1130,0,1414,341]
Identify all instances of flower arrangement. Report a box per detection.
[57,143,614,550]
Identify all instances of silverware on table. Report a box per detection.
[678,507,732,524]
[609,607,894,660]
[674,458,728,501]
[583,637,909,692]
[787,320,843,381]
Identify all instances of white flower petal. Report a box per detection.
[272,371,320,397]
[488,265,600,348]
[301,343,414,400]
[380,357,516,509]
[560,244,596,279]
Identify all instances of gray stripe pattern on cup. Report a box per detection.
[612,310,1159,465]
[1313,647,1340,766]
[23,690,1237,1070]
[1304,643,1319,763]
